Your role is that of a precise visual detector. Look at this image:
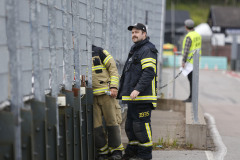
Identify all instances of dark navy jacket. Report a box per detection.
[118,37,158,107]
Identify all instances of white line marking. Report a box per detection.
[205,151,214,160]
[204,113,227,160]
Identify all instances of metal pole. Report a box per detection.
[48,0,60,145]
[116,0,122,62]
[110,0,117,59]
[173,51,176,98]
[132,0,135,24]
[192,49,200,123]
[171,1,175,45]
[86,0,94,88]
[173,51,182,98]
[6,0,22,159]
[102,0,108,49]
[120,0,125,70]
[226,30,240,71]
[72,0,80,88]
[105,0,111,51]
[171,1,175,99]
[48,0,57,102]
[31,0,44,102]
[62,0,72,90]
[158,0,166,97]
[231,35,238,70]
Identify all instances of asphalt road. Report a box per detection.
[165,68,240,160]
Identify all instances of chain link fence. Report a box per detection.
[0,0,165,159]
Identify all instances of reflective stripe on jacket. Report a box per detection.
[92,45,119,95]
[182,31,202,64]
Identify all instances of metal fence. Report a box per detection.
[0,0,165,159]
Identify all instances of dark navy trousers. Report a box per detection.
[188,71,193,98]
[125,103,153,159]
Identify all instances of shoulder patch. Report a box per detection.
[103,50,110,56]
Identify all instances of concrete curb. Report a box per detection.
[157,99,210,149]
[156,98,185,112]
[204,113,227,160]
[185,103,207,149]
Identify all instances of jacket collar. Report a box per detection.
[130,37,149,53]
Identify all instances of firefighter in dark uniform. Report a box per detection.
[118,23,158,160]
[92,45,124,160]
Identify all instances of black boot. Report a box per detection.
[109,150,122,160]
[122,153,136,160]
[96,154,109,160]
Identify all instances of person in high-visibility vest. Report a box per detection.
[181,19,202,102]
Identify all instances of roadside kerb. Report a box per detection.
[185,102,207,149]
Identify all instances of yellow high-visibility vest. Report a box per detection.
[182,31,202,64]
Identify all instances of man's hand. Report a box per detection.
[110,88,118,98]
[130,90,140,100]
[182,62,185,68]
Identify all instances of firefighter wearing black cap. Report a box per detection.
[92,45,124,160]
[118,23,158,160]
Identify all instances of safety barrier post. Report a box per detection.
[21,104,33,160]
[6,0,23,159]
[45,96,58,160]
[63,90,75,160]
[192,49,200,123]
[173,51,182,99]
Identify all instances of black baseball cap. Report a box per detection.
[128,23,147,33]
